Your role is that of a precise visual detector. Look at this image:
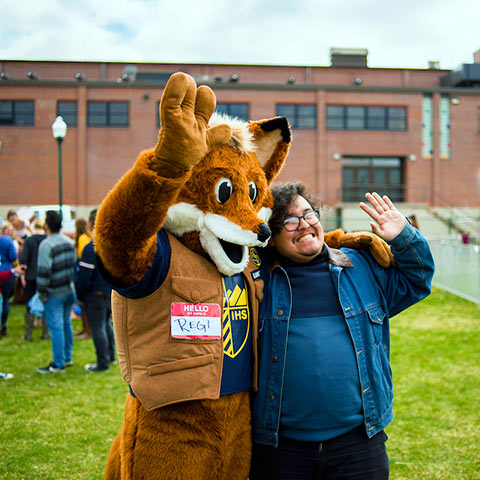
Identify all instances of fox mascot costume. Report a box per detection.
[95,72,393,480]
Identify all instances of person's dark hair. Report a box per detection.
[88,208,98,228]
[45,210,62,233]
[408,214,419,230]
[269,181,322,235]
[6,210,16,220]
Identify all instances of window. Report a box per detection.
[387,107,407,131]
[325,106,344,129]
[87,102,129,127]
[326,106,407,131]
[136,72,173,82]
[215,103,249,121]
[422,95,433,158]
[366,107,386,130]
[342,157,404,202]
[439,95,450,159]
[277,104,317,129]
[0,101,34,125]
[346,106,365,130]
[57,101,77,127]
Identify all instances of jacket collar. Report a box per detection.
[326,245,353,267]
[271,244,353,269]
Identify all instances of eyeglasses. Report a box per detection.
[282,210,320,231]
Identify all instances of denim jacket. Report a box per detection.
[252,223,434,447]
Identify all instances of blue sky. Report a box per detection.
[1,0,479,70]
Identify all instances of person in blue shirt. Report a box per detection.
[250,183,434,480]
[0,268,15,379]
[0,217,18,337]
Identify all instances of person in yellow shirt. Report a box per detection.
[74,218,92,338]
[75,218,91,258]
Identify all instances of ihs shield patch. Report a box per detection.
[222,279,250,358]
[249,248,261,266]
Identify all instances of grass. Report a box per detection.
[387,287,480,479]
[0,309,126,480]
[0,287,479,479]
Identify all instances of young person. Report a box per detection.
[250,183,434,480]
[0,218,17,337]
[0,268,14,379]
[19,219,47,340]
[75,209,115,372]
[36,211,76,373]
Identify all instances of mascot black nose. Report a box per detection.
[257,223,271,242]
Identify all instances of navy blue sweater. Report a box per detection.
[75,241,111,301]
[278,246,363,442]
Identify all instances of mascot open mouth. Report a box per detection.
[219,238,244,264]
[164,203,270,276]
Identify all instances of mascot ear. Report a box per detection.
[248,117,291,185]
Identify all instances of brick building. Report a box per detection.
[1,49,480,222]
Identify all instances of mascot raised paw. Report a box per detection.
[95,72,394,480]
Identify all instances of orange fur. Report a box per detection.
[339,231,395,268]
[323,229,345,249]
[177,146,270,232]
[106,392,251,480]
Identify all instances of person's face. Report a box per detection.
[8,214,19,227]
[270,195,324,263]
[3,225,14,237]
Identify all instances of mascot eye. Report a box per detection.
[215,178,233,204]
[248,182,258,203]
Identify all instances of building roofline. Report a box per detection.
[1,78,479,95]
[0,58,451,73]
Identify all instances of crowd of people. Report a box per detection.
[0,208,115,378]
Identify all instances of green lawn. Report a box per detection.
[387,288,480,479]
[0,308,126,480]
[0,287,479,479]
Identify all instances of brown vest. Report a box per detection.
[112,233,263,411]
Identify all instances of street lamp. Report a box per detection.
[52,116,67,219]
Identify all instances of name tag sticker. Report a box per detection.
[171,302,222,339]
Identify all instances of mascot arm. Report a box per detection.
[324,229,395,268]
[95,73,231,284]
[95,152,190,285]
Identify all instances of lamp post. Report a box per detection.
[52,116,67,219]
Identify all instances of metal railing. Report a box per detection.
[427,236,480,305]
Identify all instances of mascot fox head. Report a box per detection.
[95,71,393,293]
[163,112,291,276]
